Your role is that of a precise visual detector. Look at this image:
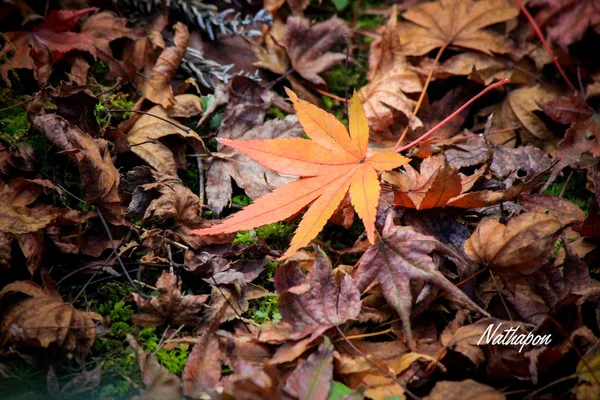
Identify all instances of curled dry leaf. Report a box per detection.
[284,338,334,400]
[503,85,560,155]
[398,0,519,56]
[194,89,409,259]
[29,105,123,223]
[80,11,145,82]
[355,212,489,350]
[464,212,566,274]
[274,246,361,341]
[386,154,551,210]
[129,271,209,327]
[126,94,206,177]
[359,7,423,133]
[425,379,506,400]
[142,22,190,108]
[0,270,103,364]
[283,16,349,85]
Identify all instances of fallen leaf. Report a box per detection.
[128,271,209,327]
[0,8,98,86]
[29,104,123,223]
[425,379,506,399]
[464,212,566,274]
[142,23,190,108]
[355,212,489,350]
[126,94,206,177]
[284,338,334,400]
[274,246,361,341]
[194,89,410,259]
[398,0,518,56]
[182,330,223,398]
[0,269,103,364]
[80,11,145,81]
[540,94,600,191]
[531,0,600,50]
[207,113,303,214]
[358,8,423,133]
[128,334,184,400]
[283,16,349,85]
[505,85,560,154]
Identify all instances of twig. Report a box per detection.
[513,0,577,93]
[107,109,190,133]
[397,78,509,153]
[559,170,574,198]
[344,35,351,125]
[210,274,252,333]
[313,88,348,102]
[0,97,33,113]
[196,154,205,207]
[394,44,448,150]
[489,270,513,321]
[96,207,149,299]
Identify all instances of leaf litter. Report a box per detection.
[1,0,600,399]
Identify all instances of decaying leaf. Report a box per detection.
[358,8,423,133]
[531,0,600,51]
[464,212,566,274]
[398,0,519,56]
[284,338,334,400]
[0,269,103,364]
[142,23,190,108]
[355,212,489,350]
[283,16,349,85]
[425,379,506,399]
[274,246,361,341]
[129,271,209,327]
[0,8,98,85]
[194,89,409,259]
[182,330,223,398]
[126,94,206,177]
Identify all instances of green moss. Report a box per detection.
[267,107,286,120]
[250,295,282,324]
[0,88,31,145]
[139,328,189,374]
[233,230,257,245]
[544,169,593,213]
[232,194,252,206]
[95,93,134,131]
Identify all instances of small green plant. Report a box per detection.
[141,328,190,374]
[232,194,252,206]
[251,295,282,324]
[95,93,134,131]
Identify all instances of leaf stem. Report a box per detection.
[513,0,577,93]
[394,44,447,151]
[107,109,190,133]
[397,78,509,153]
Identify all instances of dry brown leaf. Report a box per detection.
[29,103,123,223]
[425,379,506,399]
[142,23,190,108]
[126,94,206,177]
[182,331,223,398]
[359,8,423,133]
[504,85,560,154]
[464,212,566,274]
[283,16,349,85]
[0,270,103,364]
[284,338,334,400]
[129,271,208,327]
[398,0,519,56]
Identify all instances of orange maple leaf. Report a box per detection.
[193,88,410,259]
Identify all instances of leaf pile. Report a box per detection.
[1,0,600,399]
